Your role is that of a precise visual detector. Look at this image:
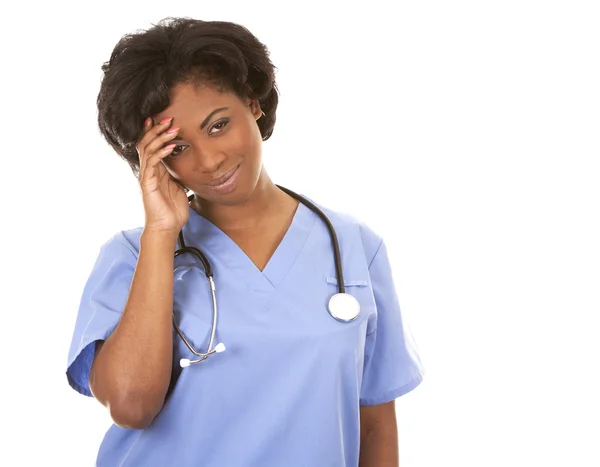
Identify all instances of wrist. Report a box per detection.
[140,228,179,248]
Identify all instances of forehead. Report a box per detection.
[152,83,241,123]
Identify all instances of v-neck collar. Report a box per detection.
[182,199,317,300]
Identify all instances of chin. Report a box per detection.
[207,190,253,207]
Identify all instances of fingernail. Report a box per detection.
[145,118,152,126]
[159,117,173,124]
[166,127,179,133]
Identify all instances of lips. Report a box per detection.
[205,165,239,187]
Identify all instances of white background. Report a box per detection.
[1,1,599,465]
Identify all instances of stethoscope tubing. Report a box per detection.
[275,185,346,294]
[173,186,348,366]
[176,186,345,293]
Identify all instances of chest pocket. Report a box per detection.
[325,276,377,335]
[326,277,368,287]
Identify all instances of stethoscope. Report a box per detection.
[173,185,360,368]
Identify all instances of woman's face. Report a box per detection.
[150,83,264,206]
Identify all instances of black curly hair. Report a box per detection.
[96,17,279,177]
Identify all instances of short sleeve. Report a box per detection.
[360,239,425,406]
[65,232,138,397]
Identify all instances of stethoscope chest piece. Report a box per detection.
[328,293,360,322]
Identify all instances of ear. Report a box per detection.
[247,98,262,120]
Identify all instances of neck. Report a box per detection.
[192,167,290,231]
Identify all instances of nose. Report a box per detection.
[190,143,227,174]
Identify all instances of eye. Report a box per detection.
[209,119,229,135]
[169,145,188,157]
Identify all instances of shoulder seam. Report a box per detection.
[367,238,384,270]
[114,231,140,259]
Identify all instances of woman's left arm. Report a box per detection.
[359,401,399,467]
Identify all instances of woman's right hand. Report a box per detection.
[136,117,190,235]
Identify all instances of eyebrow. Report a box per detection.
[167,107,230,143]
[200,107,230,130]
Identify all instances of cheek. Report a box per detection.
[232,123,261,158]
[162,159,193,185]
[161,159,179,178]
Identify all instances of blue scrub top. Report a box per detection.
[66,198,425,467]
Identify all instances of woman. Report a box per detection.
[66,17,424,467]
